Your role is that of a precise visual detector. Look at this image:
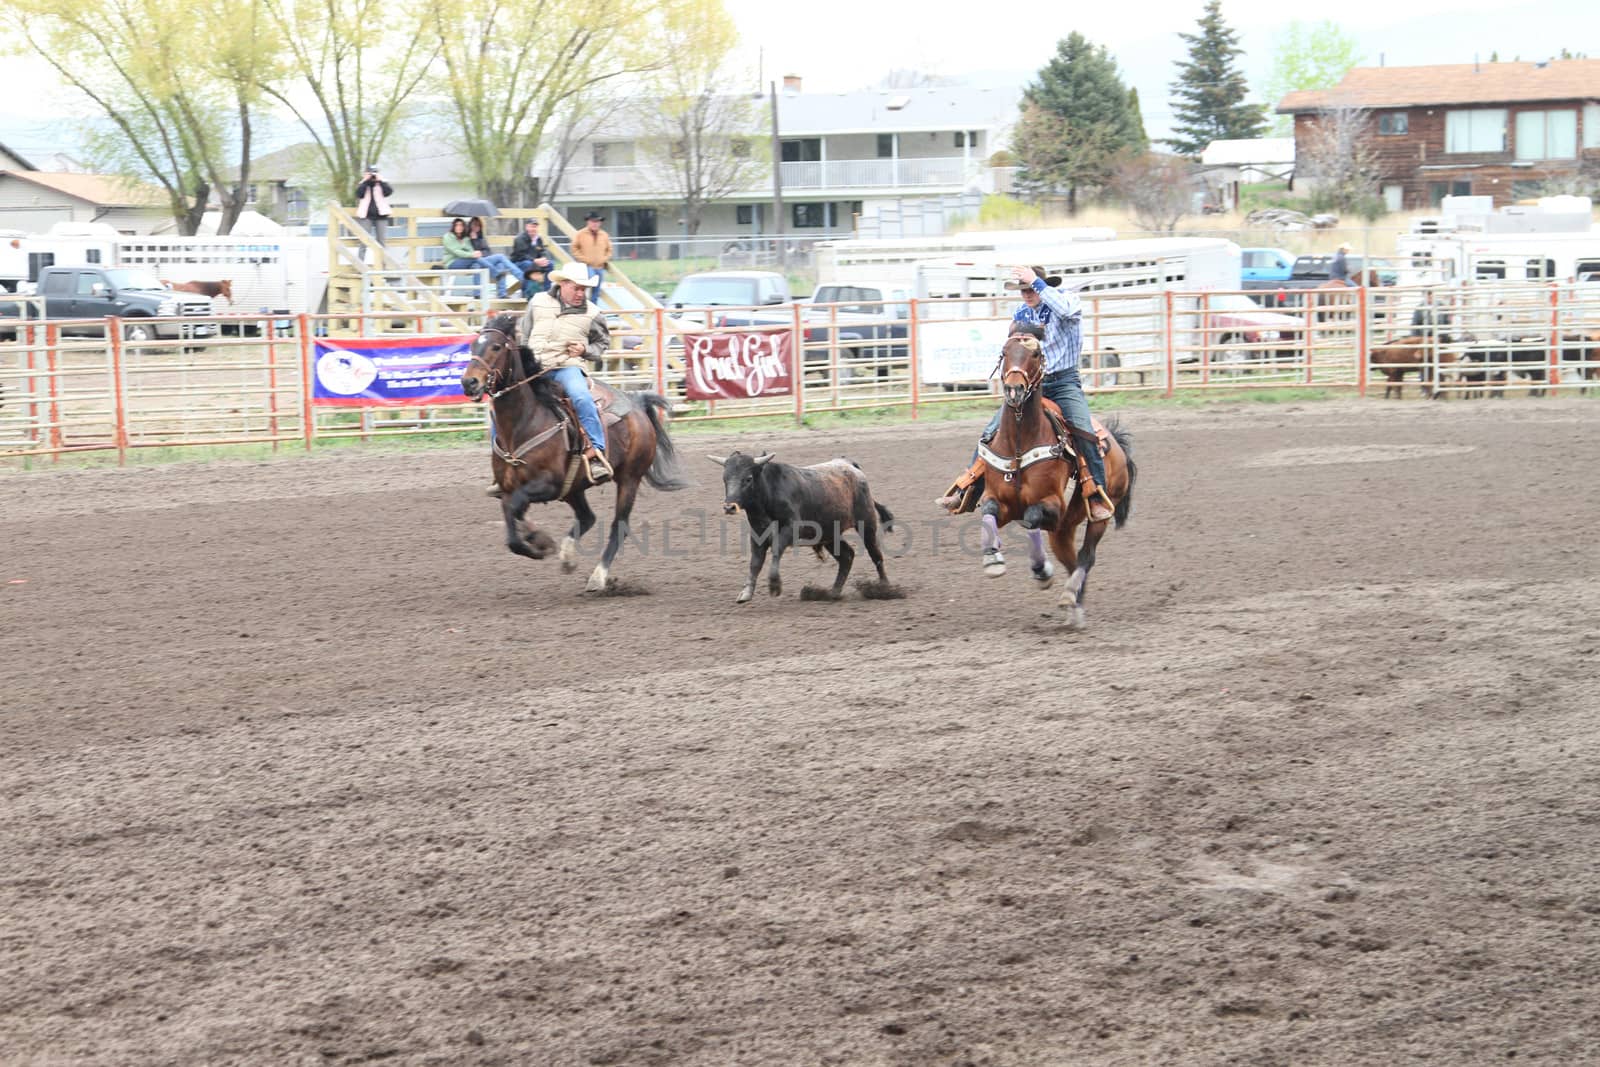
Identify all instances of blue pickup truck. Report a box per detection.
[1241,247,1296,284]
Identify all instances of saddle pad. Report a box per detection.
[1041,399,1112,456]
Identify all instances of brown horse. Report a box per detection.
[460,312,687,591]
[164,279,233,305]
[977,334,1137,629]
[1311,269,1383,324]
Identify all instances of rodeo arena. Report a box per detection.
[4,193,1600,1064]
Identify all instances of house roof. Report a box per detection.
[245,140,471,186]
[777,84,1022,136]
[0,169,166,207]
[1278,58,1600,113]
[1200,137,1295,165]
[0,139,37,170]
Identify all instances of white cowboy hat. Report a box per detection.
[548,263,599,288]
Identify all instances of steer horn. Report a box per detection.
[706,454,727,466]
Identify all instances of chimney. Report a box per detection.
[783,74,802,93]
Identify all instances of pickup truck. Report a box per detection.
[663,270,792,309]
[0,266,214,341]
[706,279,912,375]
[1243,254,1396,307]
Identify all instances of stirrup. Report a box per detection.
[586,450,613,485]
[937,460,986,514]
[1086,485,1115,522]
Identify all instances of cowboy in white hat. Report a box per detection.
[516,261,614,484]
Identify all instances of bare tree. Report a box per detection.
[1297,102,1382,219]
[1112,152,1195,233]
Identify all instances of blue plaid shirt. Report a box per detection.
[1012,279,1083,374]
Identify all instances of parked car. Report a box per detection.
[662,270,792,309]
[1242,254,1397,307]
[0,266,214,341]
[712,279,912,378]
[1241,247,1295,284]
[1203,293,1303,362]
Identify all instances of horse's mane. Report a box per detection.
[483,311,564,418]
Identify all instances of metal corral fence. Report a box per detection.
[4,284,1598,461]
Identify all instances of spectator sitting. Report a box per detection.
[510,219,553,295]
[466,217,526,299]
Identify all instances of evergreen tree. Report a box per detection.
[1013,32,1143,212]
[1166,0,1266,157]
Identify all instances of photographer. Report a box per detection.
[354,164,393,247]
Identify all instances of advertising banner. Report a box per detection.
[311,335,475,406]
[683,329,795,401]
[916,320,1003,385]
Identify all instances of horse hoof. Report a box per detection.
[1032,564,1054,589]
[984,562,1006,578]
[559,536,578,572]
[736,587,753,604]
[1068,606,1088,631]
[585,565,610,593]
[768,580,782,598]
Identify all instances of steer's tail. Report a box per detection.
[874,501,896,533]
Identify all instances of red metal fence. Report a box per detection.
[3,283,1597,462]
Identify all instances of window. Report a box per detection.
[1445,109,1506,153]
[1576,258,1600,282]
[245,183,258,204]
[1515,109,1577,160]
[1526,258,1556,280]
[781,138,821,163]
[793,203,825,228]
[1474,259,1506,280]
[1429,180,1472,206]
[286,188,308,223]
[1586,104,1600,149]
[876,134,894,158]
[85,249,101,264]
[735,205,753,225]
[592,142,634,167]
[1378,113,1408,135]
[954,130,980,147]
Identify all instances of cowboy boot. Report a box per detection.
[485,481,504,498]
[935,457,986,513]
[585,447,614,485]
[1081,478,1115,522]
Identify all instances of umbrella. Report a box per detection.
[442,198,499,218]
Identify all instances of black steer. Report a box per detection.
[710,451,895,603]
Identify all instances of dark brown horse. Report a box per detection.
[977,334,1137,629]
[460,313,687,591]
[1370,335,1458,399]
[164,279,233,305]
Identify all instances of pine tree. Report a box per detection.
[1166,0,1266,157]
[1014,32,1144,212]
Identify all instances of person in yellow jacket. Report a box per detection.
[570,211,613,304]
[517,262,613,484]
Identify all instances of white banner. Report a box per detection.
[917,320,1003,384]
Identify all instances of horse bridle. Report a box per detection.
[1000,342,1043,413]
[468,323,537,400]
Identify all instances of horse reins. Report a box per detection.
[470,324,571,469]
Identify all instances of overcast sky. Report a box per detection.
[0,1,1586,160]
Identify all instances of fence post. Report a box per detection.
[792,301,805,426]
[108,317,129,465]
[1354,286,1368,395]
[908,297,920,420]
[267,320,281,448]
[1548,282,1561,390]
[1163,291,1175,398]
[299,314,315,450]
[45,324,62,455]
[653,307,666,396]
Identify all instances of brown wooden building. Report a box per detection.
[1277,59,1600,211]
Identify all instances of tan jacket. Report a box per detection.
[571,227,613,270]
[519,292,611,371]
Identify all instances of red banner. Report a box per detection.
[683,329,794,401]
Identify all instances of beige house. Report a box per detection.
[0,170,170,233]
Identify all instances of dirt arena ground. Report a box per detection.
[3,398,1598,1066]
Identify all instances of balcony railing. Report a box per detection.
[559,156,985,197]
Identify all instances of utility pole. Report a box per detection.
[769,80,786,270]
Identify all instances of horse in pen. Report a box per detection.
[163,279,234,306]
[460,312,687,592]
[976,331,1136,629]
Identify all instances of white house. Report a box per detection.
[548,76,1023,249]
[1199,137,1295,184]
[1,140,36,172]
[0,170,169,233]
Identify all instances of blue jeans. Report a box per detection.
[551,365,606,452]
[980,366,1106,491]
[588,267,605,304]
[474,254,523,296]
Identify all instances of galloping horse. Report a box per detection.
[460,313,687,591]
[977,333,1137,629]
[164,279,233,306]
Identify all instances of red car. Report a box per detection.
[1203,293,1303,361]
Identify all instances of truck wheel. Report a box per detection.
[124,320,155,343]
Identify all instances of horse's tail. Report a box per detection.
[874,501,896,533]
[1107,418,1136,529]
[639,393,690,492]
